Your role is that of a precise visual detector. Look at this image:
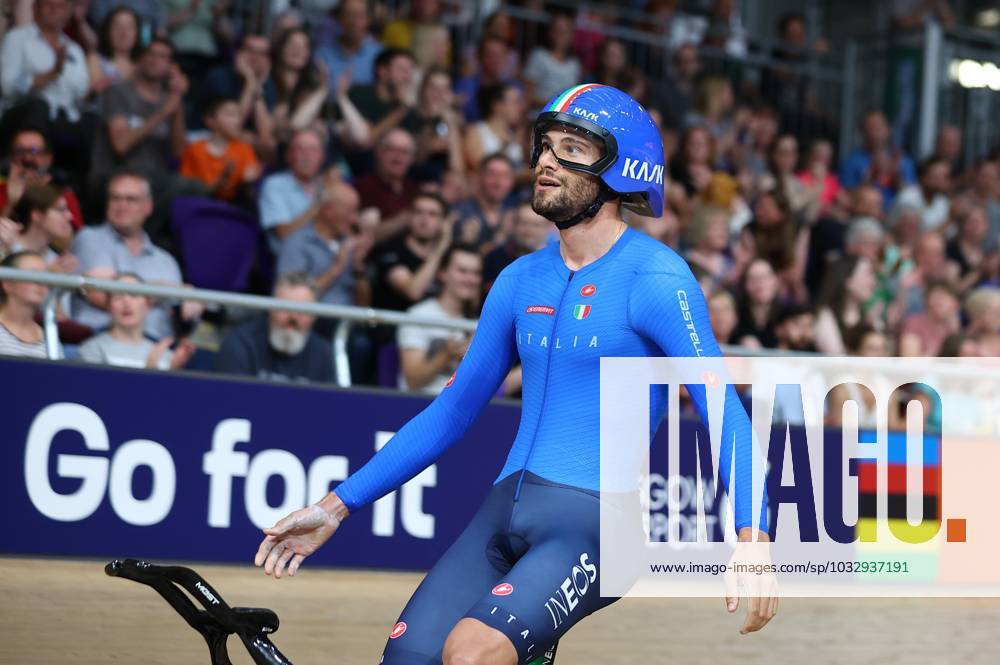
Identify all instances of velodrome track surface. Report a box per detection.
[2,557,999,664]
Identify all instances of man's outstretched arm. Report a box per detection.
[255,267,519,577]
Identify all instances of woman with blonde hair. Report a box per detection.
[684,204,740,288]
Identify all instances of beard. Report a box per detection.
[531,170,601,224]
[269,325,309,355]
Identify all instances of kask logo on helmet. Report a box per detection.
[621,157,664,184]
[570,106,600,122]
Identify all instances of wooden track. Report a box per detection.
[2,557,999,664]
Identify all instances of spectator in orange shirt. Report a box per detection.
[180,95,262,204]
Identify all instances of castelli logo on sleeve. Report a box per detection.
[580,284,597,297]
[389,621,407,639]
[445,372,456,388]
[526,305,556,315]
[492,583,514,596]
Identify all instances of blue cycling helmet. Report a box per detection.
[531,83,665,225]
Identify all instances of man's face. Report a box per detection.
[106,176,153,235]
[480,159,515,204]
[848,231,883,263]
[480,40,508,79]
[287,132,325,180]
[440,250,482,302]
[852,186,884,219]
[338,0,370,40]
[857,331,888,357]
[139,42,174,82]
[674,45,701,80]
[512,206,551,250]
[862,112,889,149]
[36,0,71,31]
[10,131,52,173]
[936,126,961,159]
[975,161,998,195]
[777,313,815,350]
[921,162,951,196]
[412,0,440,21]
[531,126,604,224]
[377,132,415,180]
[781,18,807,47]
[409,197,445,240]
[269,285,317,355]
[388,55,415,96]
[318,187,361,236]
[916,234,945,273]
[240,36,271,79]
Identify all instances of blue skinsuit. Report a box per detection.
[335,228,764,664]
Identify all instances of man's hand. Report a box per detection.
[351,232,375,269]
[437,213,455,251]
[234,50,257,85]
[0,217,22,251]
[162,65,189,116]
[49,253,79,274]
[724,528,778,635]
[254,492,348,578]
[169,338,196,369]
[146,337,175,369]
[5,162,52,211]
[358,207,381,233]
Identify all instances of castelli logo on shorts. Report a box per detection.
[492,582,514,596]
[445,372,456,388]
[580,284,597,297]
[389,621,407,639]
[526,305,556,315]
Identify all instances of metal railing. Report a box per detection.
[0,267,475,389]
[0,267,818,389]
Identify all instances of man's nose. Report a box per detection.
[536,144,560,171]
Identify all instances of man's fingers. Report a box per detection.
[273,547,295,579]
[255,535,276,567]
[288,554,306,577]
[740,587,773,634]
[264,542,285,576]
[766,579,779,619]
[723,566,739,612]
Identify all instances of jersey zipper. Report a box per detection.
[514,270,575,502]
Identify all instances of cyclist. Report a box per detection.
[254,84,775,665]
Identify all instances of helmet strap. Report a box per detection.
[551,183,614,230]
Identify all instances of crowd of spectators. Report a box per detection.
[1,0,999,401]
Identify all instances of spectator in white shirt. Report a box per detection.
[522,12,581,109]
[397,243,481,394]
[892,157,951,232]
[0,0,89,149]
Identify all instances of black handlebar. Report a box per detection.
[105,558,293,665]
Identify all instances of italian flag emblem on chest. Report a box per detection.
[572,304,591,320]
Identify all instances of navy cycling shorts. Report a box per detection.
[379,471,634,664]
